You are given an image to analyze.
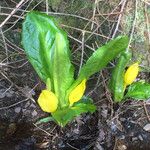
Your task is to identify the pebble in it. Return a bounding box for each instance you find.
[143,123,150,131]
[15,107,21,113]
[24,101,30,108]
[32,110,37,116]
[30,103,36,108]
[132,137,138,141]
[0,89,6,98]
[138,135,143,141]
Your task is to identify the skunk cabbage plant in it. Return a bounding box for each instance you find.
[22,11,129,126]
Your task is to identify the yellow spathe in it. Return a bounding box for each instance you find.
[69,79,86,106]
[124,62,139,87]
[38,90,58,112]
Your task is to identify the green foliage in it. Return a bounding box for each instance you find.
[110,52,150,102]
[22,11,74,107]
[22,11,129,126]
[52,100,96,127]
[109,51,131,102]
[36,116,54,124]
[125,81,150,100]
[68,36,129,93]
[79,36,129,81]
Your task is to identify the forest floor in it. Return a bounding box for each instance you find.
[0,0,150,150]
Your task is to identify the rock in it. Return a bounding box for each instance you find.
[15,107,21,113]
[32,110,37,117]
[143,124,150,131]
[138,135,143,141]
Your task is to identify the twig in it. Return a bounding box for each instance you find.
[126,0,138,51]
[48,12,97,24]
[61,24,110,39]
[101,71,114,118]
[144,4,150,47]
[0,98,29,110]
[68,34,95,51]
[142,0,150,5]
[0,0,26,28]
[91,0,98,30]
[143,101,150,122]
[78,31,85,75]
[66,143,79,150]
[112,0,127,38]
[45,0,49,15]
[0,13,24,19]
[3,0,33,33]
[33,123,53,136]
[0,28,8,62]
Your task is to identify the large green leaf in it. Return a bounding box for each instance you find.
[22,11,74,107]
[67,36,129,94]
[125,81,150,100]
[78,36,129,81]
[52,102,96,127]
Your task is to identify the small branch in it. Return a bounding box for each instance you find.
[144,4,150,47]
[0,0,26,28]
[0,28,8,62]
[112,0,127,38]
[78,31,85,75]
[91,0,98,30]
[126,0,138,51]
[46,0,49,15]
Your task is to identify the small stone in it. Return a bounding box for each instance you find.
[73,128,79,134]
[6,92,13,98]
[30,103,36,108]
[101,109,108,118]
[22,109,26,112]
[32,110,37,116]
[0,89,6,98]
[24,101,30,108]
[14,107,21,113]
[138,135,143,141]
[132,137,138,141]
[143,124,150,131]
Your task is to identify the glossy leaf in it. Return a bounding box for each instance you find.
[78,36,129,80]
[52,32,74,107]
[52,102,96,127]
[125,81,150,100]
[68,36,129,93]
[109,51,132,102]
[22,11,59,82]
[22,11,74,106]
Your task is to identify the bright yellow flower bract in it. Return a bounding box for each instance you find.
[38,90,58,113]
[69,79,86,106]
[124,62,139,87]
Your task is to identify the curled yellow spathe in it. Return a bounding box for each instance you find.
[38,90,58,113]
[69,79,86,106]
[124,62,139,87]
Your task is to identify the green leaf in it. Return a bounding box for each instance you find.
[68,36,129,94]
[36,116,54,124]
[78,36,129,81]
[125,81,150,100]
[52,32,74,107]
[109,51,132,102]
[22,11,74,107]
[52,102,96,127]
